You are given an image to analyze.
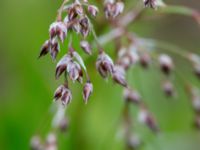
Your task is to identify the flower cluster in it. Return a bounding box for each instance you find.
[33,0,200,149]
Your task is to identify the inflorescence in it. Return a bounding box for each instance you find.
[31,0,200,149]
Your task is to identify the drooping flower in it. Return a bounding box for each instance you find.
[112,65,127,87]
[159,54,173,75]
[49,21,67,43]
[83,81,93,104]
[39,40,51,58]
[96,52,114,78]
[123,88,141,104]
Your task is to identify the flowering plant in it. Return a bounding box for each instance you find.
[31,0,200,149]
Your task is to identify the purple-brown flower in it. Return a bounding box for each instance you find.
[67,61,83,82]
[61,88,72,106]
[49,22,67,43]
[143,0,156,9]
[138,107,159,133]
[139,53,151,68]
[123,88,141,104]
[50,38,60,60]
[80,40,92,55]
[54,84,72,106]
[112,65,127,87]
[96,52,114,78]
[79,17,90,37]
[162,81,175,97]
[39,40,51,58]
[104,1,124,19]
[83,82,93,104]
[88,5,99,17]
[159,54,173,75]
[55,54,72,79]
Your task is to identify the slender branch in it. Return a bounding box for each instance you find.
[57,0,70,21]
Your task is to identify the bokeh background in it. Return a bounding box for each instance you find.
[0,0,200,150]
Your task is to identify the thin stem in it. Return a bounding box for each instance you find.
[138,38,191,61]
[57,0,70,21]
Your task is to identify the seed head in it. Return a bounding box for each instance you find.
[143,0,165,9]
[49,22,67,43]
[54,85,65,101]
[88,5,99,17]
[67,61,83,82]
[118,46,139,70]
[61,88,72,106]
[55,55,72,79]
[104,1,124,19]
[39,40,51,58]
[123,88,141,104]
[162,81,175,97]
[54,85,72,106]
[96,52,114,78]
[159,54,173,75]
[138,107,159,133]
[79,17,90,37]
[80,40,92,55]
[112,65,127,87]
[83,81,93,104]
[139,53,151,68]
[50,38,60,60]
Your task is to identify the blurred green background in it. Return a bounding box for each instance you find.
[0,0,200,150]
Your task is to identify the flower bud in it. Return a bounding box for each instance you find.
[61,88,72,106]
[54,85,72,106]
[159,54,173,75]
[67,61,82,82]
[49,22,67,43]
[80,40,92,55]
[138,107,159,133]
[50,39,60,60]
[139,53,151,68]
[74,2,84,16]
[79,17,90,37]
[96,52,114,78]
[162,81,174,97]
[112,65,127,87]
[144,0,165,9]
[144,0,156,9]
[54,85,65,101]
[55,55,72,79]
[123,88,141,104]
[88,5,99,17]
[83,82,93,104]
[39,40,50,58]
[104,1,124,19]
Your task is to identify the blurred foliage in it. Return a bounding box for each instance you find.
[0,0,200,150]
